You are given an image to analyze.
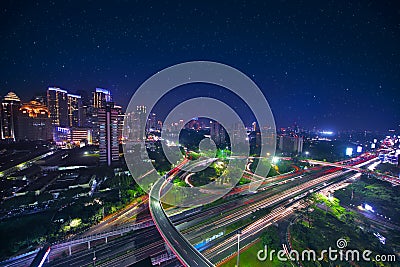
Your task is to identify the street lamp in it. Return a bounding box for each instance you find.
[236,230,242,267]
[93,250,96,267]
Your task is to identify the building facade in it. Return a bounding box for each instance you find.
[17,101,51,141]
[98,102,119,166]
[70,128,92,145]
[1,92,21,141]
[278,135,303,154]
[92,88,112,109]
[67,93,83,127]
[210,121,226,147]
[47,87,69,127]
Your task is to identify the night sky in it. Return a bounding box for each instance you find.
[1,1,399,131]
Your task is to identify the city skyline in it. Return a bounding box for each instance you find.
[0,85,398,133]
[1,1,399,131]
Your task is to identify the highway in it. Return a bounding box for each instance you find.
[304,158,400,186]
[46,227,163,267]
[203,172,356,264]
[149,175,214,267]
[4,153,388,267]
[148,158,350,266]
[194,158,379,263]
[81,195,150,236]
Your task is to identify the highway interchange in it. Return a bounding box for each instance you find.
[3,153,398,267]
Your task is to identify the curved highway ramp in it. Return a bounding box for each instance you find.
[149,177,214,267]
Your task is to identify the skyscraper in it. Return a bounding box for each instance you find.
[91,88,112,143]
[147,113,157,132]
[98,102,119,166]
[278,135,303,154]
[47,87,69,127]
[92,88,112,109]
[124,105,147,141]
[1,92,21,141]
[67,93,83,127]
[114,105,125,144]
[210,121,226,147]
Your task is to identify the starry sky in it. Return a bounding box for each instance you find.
[0,1,399,131]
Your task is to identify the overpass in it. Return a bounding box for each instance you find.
[304,158,400,186]
[50,220,153,255]
[149,176,214,267]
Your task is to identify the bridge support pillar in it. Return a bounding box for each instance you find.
[88,241,90,249]
[69,245,72,255]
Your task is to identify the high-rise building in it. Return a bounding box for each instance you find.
[156,120,163,131]
[210,121,226,147]
[98,102,119,166]
[114,105,125,144]
[147,113,157,131]
[47,87,69,127]
[1,92,21,141]
[278,135,303,154]
[91,88,113,143]
[92,88,112,109]
[67,93,83,127]
[17,101,51,141]
[252,122,257,131]
[124,105,147,141]
[76,90,91,128]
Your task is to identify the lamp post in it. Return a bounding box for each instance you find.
[236,230,242,267]
[93,250,96,267]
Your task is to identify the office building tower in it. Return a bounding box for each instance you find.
[278,135,303,154]
[210,121,226,147]
[1,92,21,141]
[114,105,125,143]
[156,120,163,131]
[98,102,119,166]
[47,87,69,127]
[75,90,90,127]
[147,113,157,131]
[17,101,51,141]
[252,122,257,131]
[124,105,147,141]
[93,88,112,109]
[67,93,83,127]
[91,88,112,143]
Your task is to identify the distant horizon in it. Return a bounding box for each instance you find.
[0,87,398,134]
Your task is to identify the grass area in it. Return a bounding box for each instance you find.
[374,162,400,177]
[334,175,400,224]
[289,202,398,267]
[221,239,284,267]
[315,193,354,222]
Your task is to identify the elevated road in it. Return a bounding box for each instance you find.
[304,158,400,186]
[150,176,214,267]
